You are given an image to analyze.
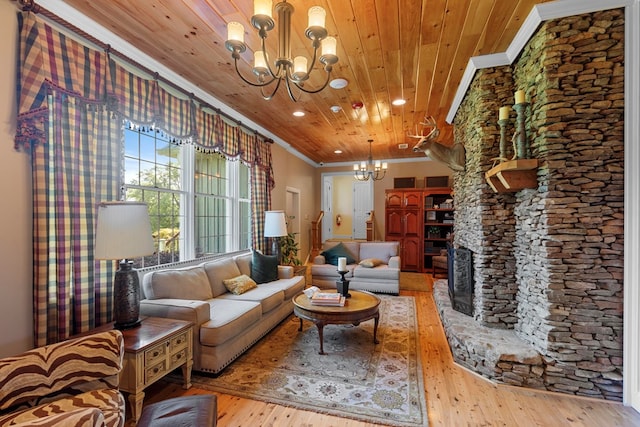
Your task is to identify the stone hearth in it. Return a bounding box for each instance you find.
[440,8,625,401]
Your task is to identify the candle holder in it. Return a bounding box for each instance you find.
[513,102,530,159]
[498,118,510,162]
[336,270,351,298]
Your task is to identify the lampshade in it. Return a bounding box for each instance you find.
[263,210,288,237]
[95,201,155,260]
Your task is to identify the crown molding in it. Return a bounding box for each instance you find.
[446,0,635,123]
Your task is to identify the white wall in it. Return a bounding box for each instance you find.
[0,2,34,357]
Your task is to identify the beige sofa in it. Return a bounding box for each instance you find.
[0,330,125,427]
[311,241,400,295]
[139,252,305,374]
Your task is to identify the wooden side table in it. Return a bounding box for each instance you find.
[88,317,193,424]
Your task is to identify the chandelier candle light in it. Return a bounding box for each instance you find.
[225,0,339,101]
[354,139,387,181]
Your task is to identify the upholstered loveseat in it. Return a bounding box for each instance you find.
[311,241,400,294]
[139,251,305,374]
[0,330,125,427]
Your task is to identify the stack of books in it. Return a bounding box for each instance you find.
[310,292,346,306]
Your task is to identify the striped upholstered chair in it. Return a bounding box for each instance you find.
[0,330,125,427]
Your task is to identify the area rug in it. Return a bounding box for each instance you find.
[186,295,428,426]
[400,272,430,291]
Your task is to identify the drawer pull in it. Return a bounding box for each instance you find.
[153,351,159,357]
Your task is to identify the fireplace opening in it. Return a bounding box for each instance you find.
[448,246,473,316]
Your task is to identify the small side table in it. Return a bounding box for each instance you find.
[88,317,193,424]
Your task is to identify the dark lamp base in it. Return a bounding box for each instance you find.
[112,260,141,330]
[114,319,141,330]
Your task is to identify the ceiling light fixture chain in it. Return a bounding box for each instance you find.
[354,140,387,181]
[225,0,339,102]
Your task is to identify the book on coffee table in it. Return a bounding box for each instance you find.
[310,292,346,306]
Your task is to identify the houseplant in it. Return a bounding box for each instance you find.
[279,232,302,266]
[428,226,441,239]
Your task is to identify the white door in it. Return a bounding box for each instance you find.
[285,186,300,238]
[352,180,373,239]
[322,176,333,241]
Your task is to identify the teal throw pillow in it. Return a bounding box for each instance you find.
[251,250,279,284]
[321,243,356,266]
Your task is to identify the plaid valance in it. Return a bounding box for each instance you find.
[15,12,274,179]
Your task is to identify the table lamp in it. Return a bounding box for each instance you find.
[95,201,155,330]
[263,210,288,262]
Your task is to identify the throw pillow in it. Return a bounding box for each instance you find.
[359,258,383,268]
[251,250,279,284]
[223,274,258,295]
[320,242,356,266]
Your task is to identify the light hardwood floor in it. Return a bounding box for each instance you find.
[136,277,640,426]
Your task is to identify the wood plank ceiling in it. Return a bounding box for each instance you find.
[53,0,551,164]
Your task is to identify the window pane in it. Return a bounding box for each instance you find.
[124,123,183,267]
[239,200,251,250]
[195,195,229,256]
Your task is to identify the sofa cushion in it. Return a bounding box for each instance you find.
[203,258,242,297]
[223,275,258,295]
[359,258,384,268]
[359,242,398,264]
[144,265,213,300]
[8,407,105,427]
[353,265,400,281]
[251,251,279,284]
[0,388,125,427]
[260,277,306,300]
[216,285,284,314]
[234,253,252,277]
[311,263,353,279]
[320,242,356,266]
[199,300,262,346]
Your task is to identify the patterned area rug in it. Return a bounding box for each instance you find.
[188,295,427,426]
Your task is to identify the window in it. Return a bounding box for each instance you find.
[123,122,250,266]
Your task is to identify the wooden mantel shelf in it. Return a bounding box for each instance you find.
[485,159,539,193]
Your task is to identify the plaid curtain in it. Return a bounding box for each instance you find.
[31,93,120,346]
[15,12,276,344]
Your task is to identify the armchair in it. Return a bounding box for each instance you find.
[0,330,126,427]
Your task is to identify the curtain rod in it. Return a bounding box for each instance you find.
[17,0,273,144]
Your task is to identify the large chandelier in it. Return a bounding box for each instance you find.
[354,140,388,181]
[225,0,339,102]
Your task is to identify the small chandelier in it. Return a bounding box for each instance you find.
[354,140,388,181]
[225,0,339,102]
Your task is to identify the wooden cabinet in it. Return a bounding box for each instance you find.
[385,187,453,273]
[385,190,423,272]
[386,190,422,209]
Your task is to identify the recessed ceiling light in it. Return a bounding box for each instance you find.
[293,111,305,117]
[392,98,406,106]
[330,105,342,113]
[334,149,342,154]
[329,78,348,89]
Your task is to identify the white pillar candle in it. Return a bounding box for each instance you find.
[499,106,510,120]
[515,90,526,104]
[338,257,347,271]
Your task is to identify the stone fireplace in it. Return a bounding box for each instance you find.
[434,8,625,401]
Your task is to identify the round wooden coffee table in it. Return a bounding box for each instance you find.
[293,289,381,355]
